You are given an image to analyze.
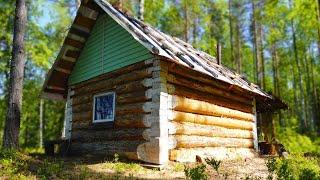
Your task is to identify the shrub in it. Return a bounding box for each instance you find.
[276,128,320,153]
[271,154,320,180]
[0,149,27,176]
[184,164,208,180]
[276,159,294,180]
[266,158,276,174]
[299,168,320,180]
[204,157,221,173]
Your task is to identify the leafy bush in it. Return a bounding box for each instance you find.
[266,158,277,180]
[299,168,320,180]
[277,128,320,153]
[0,149,27,175]
[204,157,221,173]
[184,164,208,180]
[276,159,294,180]
[267,154,320,180]
[266,158,276,173]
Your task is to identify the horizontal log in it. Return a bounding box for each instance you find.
[72,122,114,130]
[72,94,92,106]
[69,26,90,38]
[171,135,254,148]
[65,50,80,59]
[72,89,151,107]
[72,70,153,97]
[73,111,91,122]
[166,73,252,105]
[72,92,152,114]
[170,96,254,121]
[74,14,96,29]
[167,83,253,113]
[65,37,84,49]
[71,128,145,142]
[72,102,153,122]
[115,79,152,94]
[114,114,152,128]
[72,103,92,114]
[169,122,253,139]
[170,111,253,130]
[117,90,151,104]
[116,102,153,115]
[167,61,254,99]
[70,140,145,155]
[169,147,255,162]
[71,60,153,89]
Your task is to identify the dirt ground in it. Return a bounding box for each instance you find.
[74,155,270,179]
[3,152,270,179]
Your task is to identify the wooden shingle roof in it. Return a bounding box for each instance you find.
[42,0,287,112]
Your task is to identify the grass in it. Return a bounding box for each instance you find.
[266,154,320,180]
[2,146,320,179]
[0,149,184,179]
[102,161,146,174]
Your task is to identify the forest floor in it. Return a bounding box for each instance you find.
[0,149,271,179]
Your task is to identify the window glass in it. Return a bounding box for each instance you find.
[93,92,115,122]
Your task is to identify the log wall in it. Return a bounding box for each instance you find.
[162,60,257,162]
[69,59,157,158]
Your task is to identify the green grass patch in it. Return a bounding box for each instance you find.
[102,161,146,174]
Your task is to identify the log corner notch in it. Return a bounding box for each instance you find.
[137,59,170,165]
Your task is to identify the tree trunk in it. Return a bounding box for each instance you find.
[289,0,307,132]
[235,3,242,74]
[216,41,222,65]
[138,0,144,21]
[193,18,198,45]
[251,0,265,90]
[305,53,313,130]
[316,0,320,54]
[39,99,43,148]
[258,23,265,89]
[228,0,235,67]
[3,0,27,149]
[183,0,189,43]
[271,42,283,126]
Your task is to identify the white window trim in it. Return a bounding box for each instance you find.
[92,91,116,123]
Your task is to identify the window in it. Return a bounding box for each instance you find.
[92,92,115,123]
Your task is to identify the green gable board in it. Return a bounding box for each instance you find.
[68,14,153,85]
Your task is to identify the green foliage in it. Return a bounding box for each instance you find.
[299,168,320,180]
[184,164,208,180]
[266,154,320,180]
[204,157,222,173]
[172,162,185,172]
[266,158,277,174]
[276,159,294,180]
[102,161,145,174]
[277,128,320,153]
[37,159,64,179]
[113,153,120,163]
[0,149,31,178]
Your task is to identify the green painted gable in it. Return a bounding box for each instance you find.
[68,14,153,85]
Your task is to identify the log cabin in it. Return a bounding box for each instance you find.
[41,0,287,165]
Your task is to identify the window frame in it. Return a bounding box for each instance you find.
[92,91,116,123]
